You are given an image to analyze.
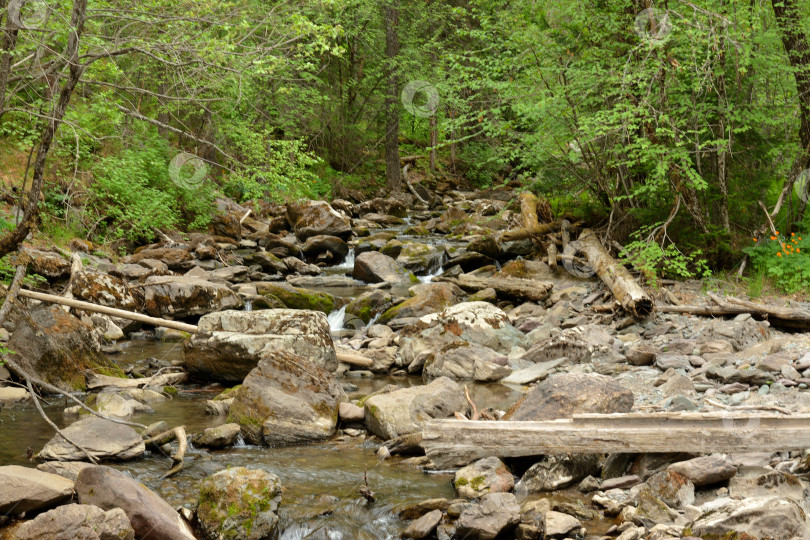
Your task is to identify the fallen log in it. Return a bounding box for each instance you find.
[18,289,199,333]
[86,371,188,390]
[500,220,561,243]
[422,412,810,469]
[577,229,653,318]
[656,293,810,330]
[334,348,374,368]
[436,274,553,302]
[144,425,187,478]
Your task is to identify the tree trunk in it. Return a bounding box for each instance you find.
[0,0,19,123]
[429,113,437,174]
[772,0,810,226]
[382,0,401,192]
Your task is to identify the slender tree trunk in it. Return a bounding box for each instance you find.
[0,0,20,123]
[772,0,810,225]
[382,0,401,192]
[429,114,437,174]
[0,0,87,258]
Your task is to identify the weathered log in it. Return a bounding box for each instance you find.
[383,432,424,455]
[436,274,553,302]
[657,292,810,330]
[519,191,540,230]
[144,425,187,478]
[577,229,653,318]
[546,242,557,268]
[500,220,561,243]
[86,371,188,390]
[335,348,374,368]
[422,412,810,469]
[18,289,199,333]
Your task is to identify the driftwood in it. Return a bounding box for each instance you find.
[500,220,561,243]
[334,348,374,368]
[657,292,810,330]
[519,192,540,230]
[144,425,187,478]
[402,163,429,205]
[436,274,553,302]
[422,412,810,469]
[86,371,188,390]
[577,229,653,318]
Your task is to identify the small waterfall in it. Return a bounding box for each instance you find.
[244,299,253,311]
[366,312,381,327]
[327,305,347,335]
[418,266,444,284]
[233,433,247,448]
[334,248,355,270]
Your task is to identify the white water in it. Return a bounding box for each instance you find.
[418,265,444,283]
[233,433,247,448]
[334,248,355,270]
[244,299,253,311]
[327,305,347,334]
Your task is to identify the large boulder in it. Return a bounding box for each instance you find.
[345,289,395,323]
[0,465,74,515]
[454,457,514,499]
[504,373,634,421]
[8,304,120,392]
[75,466,195,540]
[516,454,600,492]
[698,317,770,351]
[395,241,446,274]
[690,496,807,540]
[185,309,337,382]
[123,247,192,270]
[363,376,468,440]
[197,467,282,540]
[255,282,336,314]
[379,282,461,324]
[70,270,138,310]
[38,416,145,462]
[143,276,244,319]
[228,351,346,445]
[286,201,351,241]
[423,343,510,382]
[353,251,413,284]
[20,247,71,280]
[302,235,349,263]
[399,302,527,373]
[455,493,520,540]
[244,251,287,274]
[11,503,134,540]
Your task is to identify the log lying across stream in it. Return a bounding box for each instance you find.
[436,274,553,302]
[422,412,810,469]
[658,291,810,330]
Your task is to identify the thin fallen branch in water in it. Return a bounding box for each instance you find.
[143,425,187,478]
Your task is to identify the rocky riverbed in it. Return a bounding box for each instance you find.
[2,188,810,539]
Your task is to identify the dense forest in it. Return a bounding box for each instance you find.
[1,0,810,289]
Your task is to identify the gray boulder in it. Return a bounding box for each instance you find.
[184,309,337,382]
[515,454,600,492]
[454,457,514,499]
[70,270,138,311]
[75,465,195,540]
[197,467,282,540]
[0,465,74,516]
[667,455,737,486]
[690,496,807,540]
[353,251,412,284]
[38,416,145,462]
[286,200,351,241]
[11,503,134,540]
[143,276,243,319]
[363,376,468,440]
[455,493,520,540]
[228,351,346,445]
[423,343,510,382]
[196,423,241,449]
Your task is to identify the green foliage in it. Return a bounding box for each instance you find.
[622,224,712,287]
[744,233,810,293]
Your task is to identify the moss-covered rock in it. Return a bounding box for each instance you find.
[378,282,460,324]
[255,282,336,314]
[197,467,282,540]
[345,290,395,323]
[454,457,514,499]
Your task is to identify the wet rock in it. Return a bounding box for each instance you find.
[690,496,807,540]
[185,309,337,382]
[0,465,74,515]
[8,304,119,392]
[402,509,443,539]
[466,235,500,260]
[282,256,321,275]
[0,386,29,402]
[75,465,195,540]
[38,416,145,462]
[36,461,94,482]
[286,200,351,241]
[93,392,153,418]
[396,241,446,274]
[353,251,413,284]
[357,346,398,374]
[20,247,71,280]
[544,511,582,538]
[666,455,736,486]
[399,498,456,520]
[338,402,364,422]
[196,423,241,449]
[423,343,510,382]
[228,351,346,445]
[516,454,600,492]
[245,250,287,274]
[454,457,514,499]
[123,247,192,270]
[255,282,336,313]
[363,376,468,439]
[455,493,520,540]
[205,398,232,415]
[378,282,460,324]
[11,503,134,540]
[197,467,282,540]
[504,373,633,421]
[143,276,243,319]
[303,235,349,263]
[345,289,395,323]
[70,270,138,310]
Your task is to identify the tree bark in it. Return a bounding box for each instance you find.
[0,0,19,122]
[382,0,401,192]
